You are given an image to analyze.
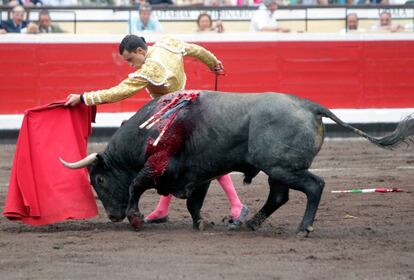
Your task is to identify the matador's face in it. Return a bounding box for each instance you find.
[122,47,147,69]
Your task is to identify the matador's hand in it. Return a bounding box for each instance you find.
[213,61,225,75]
[65,94,82,106]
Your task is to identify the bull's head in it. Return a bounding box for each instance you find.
[59,153,131,222]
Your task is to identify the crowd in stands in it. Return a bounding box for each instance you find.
[2,0,77,6]
[0,0,412,34]
[338,10,409,33]
[1,0,412,6]
[0,5,64,33]
[126,0,411,33]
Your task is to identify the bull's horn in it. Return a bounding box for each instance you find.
[59,153,98,169]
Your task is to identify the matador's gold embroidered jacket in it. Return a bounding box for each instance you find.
[82,36,220,105]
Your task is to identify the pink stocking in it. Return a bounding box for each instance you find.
[145,194,172,221]
[217,174,244,219]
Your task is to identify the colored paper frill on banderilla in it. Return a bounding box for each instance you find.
[140,91,200,146]
[3,101,98,225]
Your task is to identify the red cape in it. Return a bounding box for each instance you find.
[3,101,98,225]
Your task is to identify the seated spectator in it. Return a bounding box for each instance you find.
[0,5,30,34]
[301,0,318,4]
[20,10,64,34]
[250,0,290,32]
[37,10,65,33]
[204,0,233,5]
[340,13,366,33]
[301,0,330,4]
[148,0,173,4]
[3,0,43,7]
[129,3,163,33]
[232,0,262,5]
[196,13,224,33]
[357,0,382,3]
[175,0,203,5]
[131,0,147,6]
[371,11,404,32]
[41,0,78,5]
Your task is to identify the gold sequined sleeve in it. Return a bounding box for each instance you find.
[82,76,148,106]
[184,43,220,70]
[83,60,167,106]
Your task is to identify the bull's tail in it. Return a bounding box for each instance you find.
[316,105,414,149]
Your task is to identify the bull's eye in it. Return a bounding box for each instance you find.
[96,175,105,186]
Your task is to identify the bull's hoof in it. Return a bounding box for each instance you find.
[296,226,314,238]
[193,219,209,231]
[128,214,144,230]
[296,230,309,238]
[246,219,259,231]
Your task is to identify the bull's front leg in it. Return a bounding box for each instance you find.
[126,167,153,230]
[186,182,210,230]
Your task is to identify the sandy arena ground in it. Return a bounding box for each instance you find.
[0,139,413,280]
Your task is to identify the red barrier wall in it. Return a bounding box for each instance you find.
[1,39,413,114]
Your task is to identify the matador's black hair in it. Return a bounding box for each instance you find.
[119,35,147,54]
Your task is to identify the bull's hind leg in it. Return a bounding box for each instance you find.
[186,182,210,230]
[279,169,325,237]
[246,178,289,231]
[290,170,325,237]
[247,168,324,237]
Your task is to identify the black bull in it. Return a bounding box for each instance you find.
[61,91,414,237]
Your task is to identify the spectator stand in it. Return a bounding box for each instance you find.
[1,4,414,33]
